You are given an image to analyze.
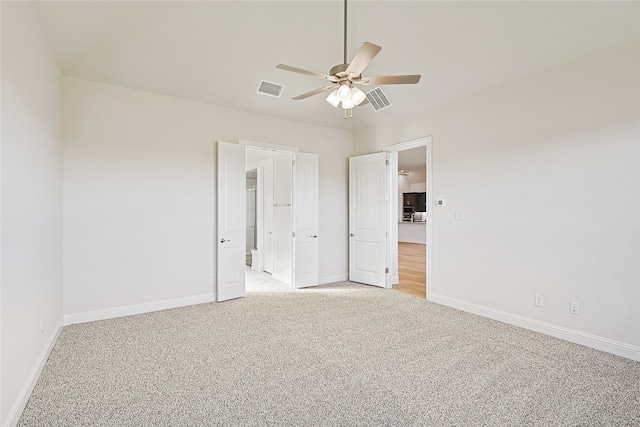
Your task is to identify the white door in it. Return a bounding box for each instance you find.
[217,141,246,302]
[294,153,319,288]
[349,152,389,287]
[258,157,274,273]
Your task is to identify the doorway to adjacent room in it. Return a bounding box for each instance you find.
[384,137,432,299]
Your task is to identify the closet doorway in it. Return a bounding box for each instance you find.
[245,147,292,292]
[215,139,318,300]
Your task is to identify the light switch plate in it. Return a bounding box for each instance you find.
[436,199,446,207]
[455,210,465,220]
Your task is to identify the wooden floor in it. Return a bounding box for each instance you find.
[393,242,426,298]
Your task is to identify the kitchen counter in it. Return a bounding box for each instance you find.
[398,221,426,244]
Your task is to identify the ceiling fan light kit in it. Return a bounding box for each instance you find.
[351,87,366,105]
[276,0,421,118]
[326,84,367,110]
[325,90,340,108]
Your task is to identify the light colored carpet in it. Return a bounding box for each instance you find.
[19,282,640,426]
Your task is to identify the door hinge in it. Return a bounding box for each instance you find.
[385,159,389,165]
[385,267,389,273]
[292,232,296,237]
[292,159,296,167]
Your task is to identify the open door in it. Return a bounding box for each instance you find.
[294,152,319,288]
[349,152,389,287]
[217,141,246,301]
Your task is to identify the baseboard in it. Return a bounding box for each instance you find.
[64,293,215,326]
[429,293,640,362]
[4,318,64,427]
[319,274,348,285]
[398,238,426,244]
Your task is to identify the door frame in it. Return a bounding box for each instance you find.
[383,136,433,300]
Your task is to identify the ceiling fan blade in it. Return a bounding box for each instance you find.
[277,64,339,82]
[292,85,335,100]
[361,75,422,85]
[344,42,382,77]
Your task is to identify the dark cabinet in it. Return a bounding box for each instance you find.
[403,192,426,211]
[416,193,426,210]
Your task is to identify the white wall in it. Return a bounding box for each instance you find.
[62,77,353,319]
[409,183,426,193]
[355,40,640,357]
[1,2,63,424]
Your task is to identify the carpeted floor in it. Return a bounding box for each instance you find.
[19,282,640,426]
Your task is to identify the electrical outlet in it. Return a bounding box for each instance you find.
[535,294,544,307]
[211,274,215,283]
[570,302,580,315]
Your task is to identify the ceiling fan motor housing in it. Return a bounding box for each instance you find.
[330,63,350,77]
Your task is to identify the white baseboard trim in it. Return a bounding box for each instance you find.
[429,293,640,362]
[319,274,349,285]
[5,318,64,427]
[64,293,215,326]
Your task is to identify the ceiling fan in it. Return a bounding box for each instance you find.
[276,0,421,116]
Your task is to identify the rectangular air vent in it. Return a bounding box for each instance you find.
[257,80,284,98]
[366,87,392,111]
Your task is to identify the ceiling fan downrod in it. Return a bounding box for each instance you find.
[342,0,355,120]
[343,0,348,65]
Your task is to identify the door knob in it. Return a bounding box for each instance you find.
[220,238,230,243]
[349,233,354,237]
[311,234,318,238]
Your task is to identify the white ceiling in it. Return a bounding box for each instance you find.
[31,1,640,132]
[398,146,426,184]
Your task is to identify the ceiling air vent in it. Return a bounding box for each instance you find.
[257,80,284,98]
[366,87,392,111]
